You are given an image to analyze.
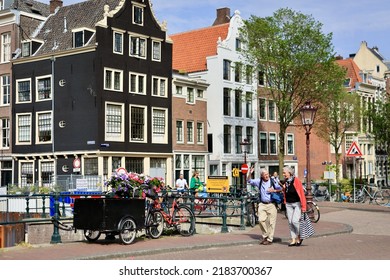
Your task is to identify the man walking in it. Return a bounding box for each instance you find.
[247,166,283,245]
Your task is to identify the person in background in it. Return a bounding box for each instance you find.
[272,171,286,211]
[247,166,283,245]
[175,173,188,193]
[282,166,307,247]
[190,171,205,197]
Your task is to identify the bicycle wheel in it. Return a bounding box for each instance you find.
[145,210,164,239]
[206,198,219,216]
[306,201,320,223]
[376,189,390,206]
[225,197,237,215]
[119,217,137,245]
[246,203,256,227]
[193,199,203,215]
[84,230,101,242]
[173,205,196,236]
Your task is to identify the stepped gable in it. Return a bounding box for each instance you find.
[170,23,229,73]
[336,58,362,90]
[34,0,120,55]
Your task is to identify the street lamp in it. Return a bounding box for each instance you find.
[240,138,250,189]
[300,101,317,202]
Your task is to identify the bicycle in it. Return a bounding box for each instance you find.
[350,185,390,206]
[192,183,219,216]
[305,200,320,223]
[243,189,259,227]
[148,192,196,236]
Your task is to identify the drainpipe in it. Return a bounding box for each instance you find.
[51,56,55,154]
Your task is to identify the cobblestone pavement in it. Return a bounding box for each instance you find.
[0,201,389,260]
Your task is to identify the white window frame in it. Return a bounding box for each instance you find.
[152,39,162,62]
[36,75,52,101]
[0,74,10,106]
[129,34,147,59]
[129,71,146,95]
[105,102,124,142]
[176,120,184,143]
[152,107,168,144]
[16,113,32,145]
[21,41,31,57]
[39,160,55,187]
[16,78,32,104]
[197,122,204,144]
[104,67,123,92]
[129,104,147,143]
[152,76,168,97]
[72,28,95,48]
[269,132,277,155]
[1,33,11,63]
[259,131,268,155]
[187,121,194,144]
[132,4,144,26]
[268,99,276,121]
[287,133,294,155]
[259,98,267,120]
[36,111,52,144]
[0,118,9,149]
[19,161,35,187]
[113,30,124,55]
[186,87,194,104]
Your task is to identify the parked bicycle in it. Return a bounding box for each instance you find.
[350,185,390,206]
[305,201,320,223]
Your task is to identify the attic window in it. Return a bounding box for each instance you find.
[133,5,144,25]
[22,42,31,57]
[343,78,351,87]
[73,29,94,48]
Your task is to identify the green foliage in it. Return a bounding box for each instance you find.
[370,99,390,154]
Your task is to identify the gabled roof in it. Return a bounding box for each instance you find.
[336,58,362,90]
[170,23,229,73]
[34,0,120,55]
[9,0,50,17]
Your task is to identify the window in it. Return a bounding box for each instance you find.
[268,100,276,121]
[259,98,266,120]
[235,38,241,51]
[258,71,265,86]
[1,33,10,62]
[40,161,54,186]
[246,65,253,84]
[176,120,184,143]
[287,134,294,155]
[113,31,123,54]
[20,162,34,187]
[269,132,277,155]
[16,79,31,103]
[84,158,98,175]
[1,118,9,148]
[112,156,122,172]
[246,92,253,118]
[152,40,161,61]
[73,29,94,48]
[187,87,194,103]
[197,122,204,144]
[224,125,231,153]
[197,89,204,98]
[22,42,31,57]
[187,121,194,143]
[152,108,167,143]
[1,74,10,105]
[235,62,242,82]
[260,132,268,154]
[130,105,146,142]
[133,5,144,25]
[246,127,253,154]
[223,60,231,80]
[105,103,124,141]
[235,90,242,117]
[104,68,123,91]
[36,75,52,101]
[235,126,242,153]
[16,114,31,144]
[152,76,167,97]
[223,88,231,116]
[130,35,146,58]
[176,86,183,95]
[125,157,143,174]
[37,111,52,143]
[129,72,146,94]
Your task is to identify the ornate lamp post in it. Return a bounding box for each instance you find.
[240,138,250,189]
[300,101,317,201]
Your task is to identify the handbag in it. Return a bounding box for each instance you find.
[299,212,315,239]
[270,192,284,204]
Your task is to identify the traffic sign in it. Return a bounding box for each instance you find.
[241,163,249,174]
[346,141,363,157]
[232,168,240,177]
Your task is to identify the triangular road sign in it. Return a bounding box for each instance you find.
[346,141,363,157]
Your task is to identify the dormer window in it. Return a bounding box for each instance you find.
[133,5,144,25]
[73,28,94,48]
[21,40,43,57]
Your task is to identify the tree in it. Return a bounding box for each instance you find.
[240,8,345,176]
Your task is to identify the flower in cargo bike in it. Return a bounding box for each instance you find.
[105,172,134,198]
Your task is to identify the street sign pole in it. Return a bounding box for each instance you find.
[353,157,356,204]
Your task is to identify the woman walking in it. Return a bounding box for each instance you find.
[282,166,306,246]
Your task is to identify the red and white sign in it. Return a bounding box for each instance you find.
[241,163,249,174]
[346,141,363,157]
[73,158,81,168]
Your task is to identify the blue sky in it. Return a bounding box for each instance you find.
[63,0,390,60]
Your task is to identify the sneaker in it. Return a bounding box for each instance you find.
[262,240,272,245]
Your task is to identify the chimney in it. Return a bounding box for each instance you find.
[212,7,231,26]
[50,0,63,14]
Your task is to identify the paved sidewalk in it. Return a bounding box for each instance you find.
[0,201,388,260]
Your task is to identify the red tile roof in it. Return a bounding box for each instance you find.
[170,23,229,73]
[336,58,362,90]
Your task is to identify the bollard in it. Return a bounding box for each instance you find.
[240,196,245,230]
[41,195,47,218]
[50,193,62,244]
[25,196,30,218]
[220,195,228,233]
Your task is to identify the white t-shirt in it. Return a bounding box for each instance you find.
[175,178,188,190]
